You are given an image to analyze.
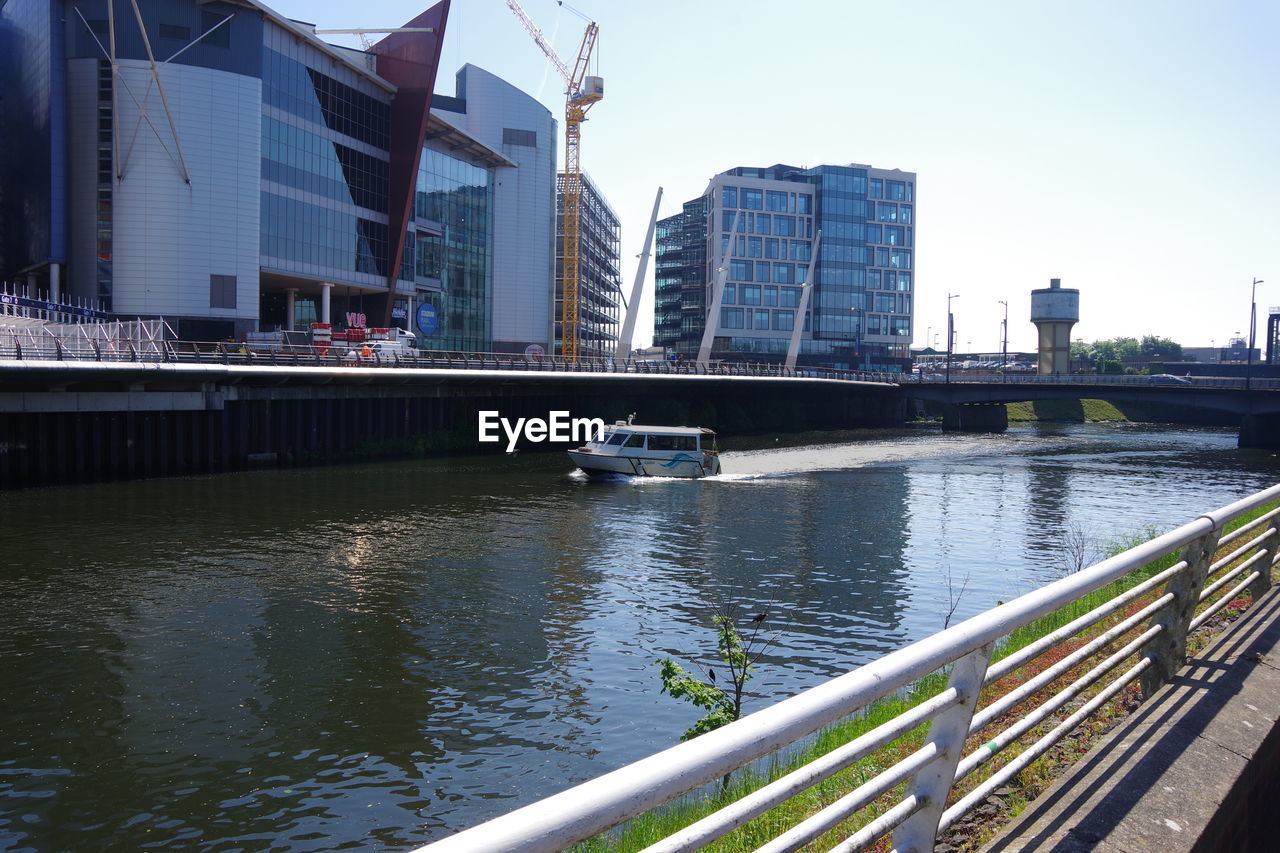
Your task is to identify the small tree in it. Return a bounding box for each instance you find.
[655,604,777,740]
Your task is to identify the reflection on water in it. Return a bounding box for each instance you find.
[2,425,1278,851]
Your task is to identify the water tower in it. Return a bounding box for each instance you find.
[1030,278,1079,374]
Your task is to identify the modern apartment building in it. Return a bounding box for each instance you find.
[653,163,916,371]
[556,172,620,357]
[0,0,568,355]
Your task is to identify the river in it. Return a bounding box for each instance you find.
[2,424,1278,852]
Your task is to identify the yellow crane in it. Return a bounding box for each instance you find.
[504,0,603,360]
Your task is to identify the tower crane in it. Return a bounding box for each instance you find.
[504,0,603,360]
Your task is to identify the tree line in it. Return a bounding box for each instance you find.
[1070,336,1183,374]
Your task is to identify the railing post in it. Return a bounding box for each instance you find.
[1250,513,1280,601]
[893,643,994,852]
[1140,526,1218,697]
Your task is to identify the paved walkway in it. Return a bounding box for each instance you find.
[981,584,1280,852]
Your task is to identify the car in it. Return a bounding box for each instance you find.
[1146,373,1192,385]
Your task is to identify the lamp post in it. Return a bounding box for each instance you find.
[1247,277,1264,389]
[998,299,1008,382]
[945,293,959,384]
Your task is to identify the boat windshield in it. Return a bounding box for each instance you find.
[605,432,629,446]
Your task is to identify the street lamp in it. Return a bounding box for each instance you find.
[1248,277,1264,389]
[946,293,959,384]
[998,299,1008,382]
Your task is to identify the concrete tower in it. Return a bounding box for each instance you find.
[1030,277,1079,375]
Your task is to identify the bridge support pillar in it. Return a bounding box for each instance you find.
[941,403,1008,434]
[1239,414,1280,449]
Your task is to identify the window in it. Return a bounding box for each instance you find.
[877,203,897,223]
[900,204,912,224]
[648,434,698,451]
[763,286,778,306]
[722,186,737,208]
[765,238,780,259]
[875,293,896,312]
[730,260,752,280]
[898,271,912,291]
[887,180,906,200]
[624,433,645,448]
[607,432,629,446]
[774,215,795,237]
[201,11,230,48]
[774,263,794,284]
[723,211,747,233]
[766,190,788,212]
[889,250,912,269]
[870,179,883,199]
[884,225,904,245]
[773,310,794,331]
[741,188,763,210]
[755,214,771,235]
[747,236,762,258]
[722,283,736,304]
[753,309,769,330]
[789,240,810,262]
[159,23,190,40]
[740,285,761,305]
[755,261,771,282]
[865,224,882,244]
[502,128,537,147]
[884,271,896,291]
[866,270,881,290]
[875,247,890,267]
[209,274,236,309]
[781,287,800,308]
[722,307,745,328]
[797,195,812,214]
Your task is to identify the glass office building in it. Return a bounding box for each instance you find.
[653,163,915,371]
[556,173,620,357]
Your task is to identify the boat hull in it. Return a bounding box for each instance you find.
[567,450,720,479]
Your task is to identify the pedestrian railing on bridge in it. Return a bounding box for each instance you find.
[0,336,900,384]
[415,484,1280,853]
[909,372,1280,390]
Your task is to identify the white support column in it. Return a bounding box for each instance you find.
[285,288,297,330]
[785,230,822,371]
[616,187,663,361]
[698,209,743,367]
[320,283,333,324]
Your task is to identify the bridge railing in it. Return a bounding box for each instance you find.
[0,337,901,383]
[414,483,1280,853]
[911,372,1280,390]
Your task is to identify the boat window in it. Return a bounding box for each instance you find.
[646,434,699,451]
[623,433,645,447]
[606,432,628,446]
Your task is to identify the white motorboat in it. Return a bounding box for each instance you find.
[567,417,721,478]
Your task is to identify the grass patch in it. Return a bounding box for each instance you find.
[1006,399,1128,423]
[577,505,1277,852]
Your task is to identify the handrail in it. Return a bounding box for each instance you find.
[414,483,1280,853]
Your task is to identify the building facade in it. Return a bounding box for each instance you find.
[0,0,570,353]
[653,163,916,371]
[556,172,620,357]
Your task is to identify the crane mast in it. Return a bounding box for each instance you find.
[504,1,602,360]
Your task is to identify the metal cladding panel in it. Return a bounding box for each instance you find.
[373,0,450,322]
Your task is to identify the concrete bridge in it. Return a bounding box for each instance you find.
[901,374,1280,448]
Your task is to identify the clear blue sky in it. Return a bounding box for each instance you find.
[273,0,1280,354]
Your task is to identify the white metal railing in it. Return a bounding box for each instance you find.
[908,372,1280,390]
[414,484,1280,853]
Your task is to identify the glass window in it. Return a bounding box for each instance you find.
[730,260,752,280]
[606,432,628,446]
[898,271,912,291]
[755,309,771,330]
[900,204,912,224]
[789,240,810,262]
[747,236,762,258]
[774,263,794,284]
[870,179,883,199]
[722,307,744,329]
[887,180,906,200]
[781,287,800,308]
[722,186,737,208]
[741,188,763,210]
[797,195,812,214]
[766,191,788,212]
[889,250,912,269]
[875,293,896,312]
[884,225,904,245]
[773,310,794,331]
[755,214,771,235]
[877,203,897,223]
[875,247,890,267]
[755,261,771,281]
[763,286,778,306]
[740,285,761,305]
[624,433,645,447]
[866,270,881,290]
[865,224,882,244]
[906,227,912,246]
[765,238,780,259]
[884,271,896,291]
[723,283,736,304]
[774,215,795,237]
[907,182,914,202]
